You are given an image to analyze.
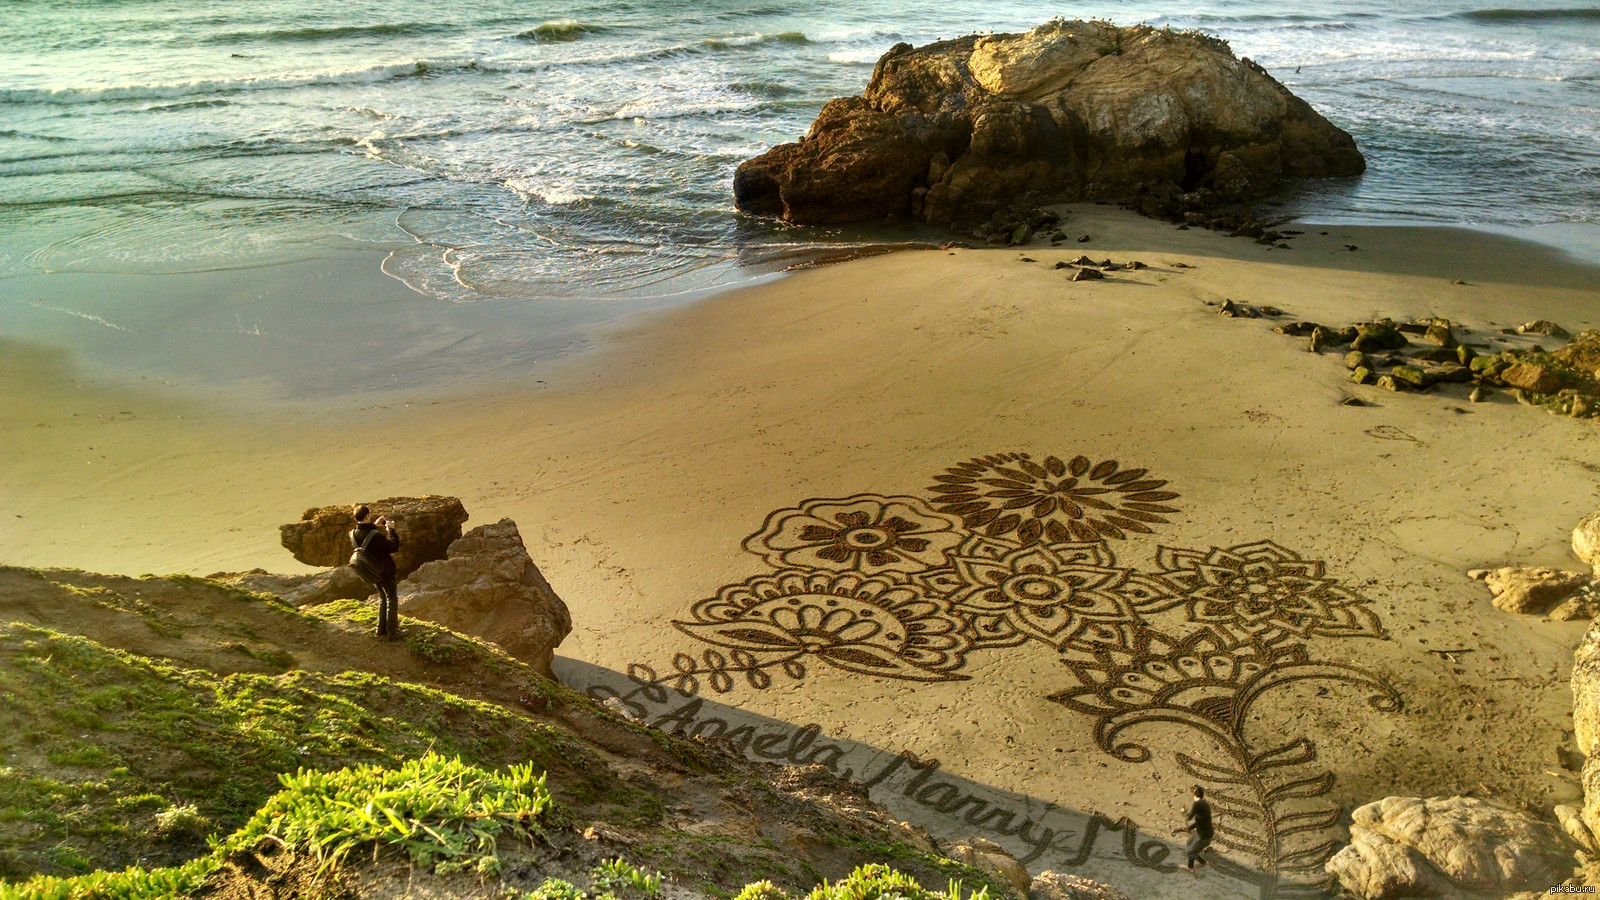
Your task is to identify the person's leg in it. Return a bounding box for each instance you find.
[382,580,400,637]
[1185,832,1203,870]
[372,586,389,636]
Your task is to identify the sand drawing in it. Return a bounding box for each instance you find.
[599,452,1399,899]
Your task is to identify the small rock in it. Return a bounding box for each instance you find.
[1077,234,1091,243]
[1573,396,1595,418]
[1425,363,1472,384]
[1483,566,1591,615]
[1100,262,1122,272]
[602,697,642,720]
[1126,260,1147,270]
[1070,267,1103,281]
[1345,351,1372,370]
[1469,385,1488,402]
[1259,305,1285,317]
[1390,365,1434,390]
[1352,321,1409,353]
[1500,362,1562,394]
[1456,345,1477,366]
[1350,366,1375,385]
[1010,223,1033,245]
[1422,324,1457,348]
[1018,256,1035,262]
[1551,595,1600,622]
[1070,255,1095,266]
[1518,319,1570,337]
[1218,299,1255,318]
[1345,243,1359,251]
[1276,321,1318,336]
[1341,395,1372,406]
[1376,374,1402,392]
[1053,261,1070,269]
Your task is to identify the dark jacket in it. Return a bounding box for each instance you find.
[350,522,400,581]
[1188,798,1214,839]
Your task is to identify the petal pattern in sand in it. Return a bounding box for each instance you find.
[742,494,965,574]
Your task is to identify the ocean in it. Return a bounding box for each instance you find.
[2,0,1598,393]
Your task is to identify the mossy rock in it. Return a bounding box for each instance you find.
[1391,365,1435,389]
[1422,324,1457,348]
[1351,322,1408,353]
[1345,351,1371,370]
[1349,366,1374,385]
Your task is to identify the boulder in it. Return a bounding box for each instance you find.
[949,838,1031,898]
[1482,566,1592,615]
[280,496,469,578]
[1499,362,1562,394]
[210,567,372,607]
[398,518,572,679]
[1573,619,1600,756]
[1575,510,1600,575]
[1389,366,1433,390]
[1422,324,1457,348]
[1029,870,1133,900]
[733,19,1363,225]
[1326,796,1572,899]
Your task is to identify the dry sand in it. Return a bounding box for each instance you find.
[4,205,1600,895]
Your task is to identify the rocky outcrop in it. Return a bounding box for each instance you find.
[948,838,1030,897]
[211,566,371,607]
[398,519,572,679]
[733,18,1363,226]
[1475,566,1594,615]
[1576,510,1600,576]
[1325,796,1572,899]
[1029,870,1133,900]
[280,496,469,578]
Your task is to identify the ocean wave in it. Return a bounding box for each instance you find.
[0,59,483,105]
[1459,8,1600,24]
[827,48,882,66]
[701,31,809,50]
[515,20,608,42]
[199,22,450,43]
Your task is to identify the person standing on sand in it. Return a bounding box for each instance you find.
[350,505,401,638]
[1183,784,1214,872]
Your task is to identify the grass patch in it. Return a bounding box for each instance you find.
[0,752,553,899]
[0,624,603,880]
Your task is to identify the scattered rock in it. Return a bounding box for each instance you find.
[1499,362,1562,394]
[1556,804,1598,854]
[1077,234,1091,243]
[1218,299,1256,318]
[1029,870,1133,900]
[949,838,1031,898]
[1422,323,1457,348]
[1053,261,1070,269]
[281,496,469,578]
[1352,321,1408,353]
[1425,363,1473,384]
[398,518,573,679]
[1469,385,1488,403]
[1350,366,1375,385]
[1482,566,1592,615]
[1345,350,1372,370]
[1325,796,1572,899]
[1519,320,1570,338]
[732,19,1363,225]
[1018,256,1036,262]
[1389,365,1433,390]
[1125,260,1147,270]
[1551,594,1600,622]
[1070,255,1095,266]
[1070,267,1103,281]
[1375,374,1402,392]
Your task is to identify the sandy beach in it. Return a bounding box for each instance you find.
[5,206,1600,893]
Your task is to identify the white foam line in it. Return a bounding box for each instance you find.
[7,297,135,332]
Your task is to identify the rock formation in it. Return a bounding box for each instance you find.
[1475,566,1595,616]
[280,496,469,578]
[398,519,572,679]
[1325,796,1573,899]
[733,18,1363,226]
[1576,510,1600,576]
[1029,870,1133,900]
[947,838,1031,897]
[213,566,371,607]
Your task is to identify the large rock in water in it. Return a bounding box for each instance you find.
[398,519,572,679]
[1325,796,1572,899]
[733,19,1364,225]
[280,496,469,578]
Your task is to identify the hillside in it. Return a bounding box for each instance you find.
[0,566,1057,900]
